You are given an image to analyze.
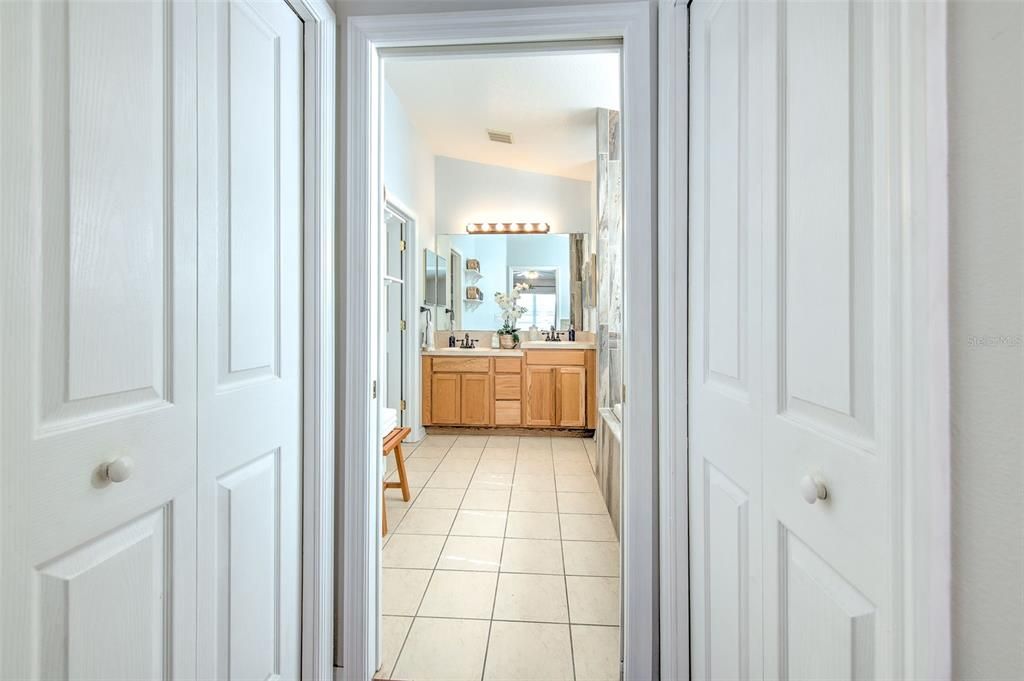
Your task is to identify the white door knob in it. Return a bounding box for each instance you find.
[799,474,827,504]
[103,456,134,483]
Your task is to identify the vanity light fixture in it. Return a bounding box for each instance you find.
[465,222,551,235]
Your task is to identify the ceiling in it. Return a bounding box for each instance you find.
[384,50,620,182]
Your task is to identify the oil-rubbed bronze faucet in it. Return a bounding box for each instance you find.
[458,333,478,349]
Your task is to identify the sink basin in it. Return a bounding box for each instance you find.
[519,340,596,350]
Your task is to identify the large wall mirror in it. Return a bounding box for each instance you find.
[433,232,594,332]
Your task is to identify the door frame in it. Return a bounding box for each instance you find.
[382,189,425,441]
[284,1,336,680]
[656,1,952,679]
[343,4,656,679]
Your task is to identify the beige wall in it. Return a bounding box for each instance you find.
[948,2,1024,678]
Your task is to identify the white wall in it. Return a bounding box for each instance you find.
[434,156,593,234]
[948,3,1024,678]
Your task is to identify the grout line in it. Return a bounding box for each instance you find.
[552,450,578,681]
[479,436,518,681]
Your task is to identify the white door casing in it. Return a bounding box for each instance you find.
[197,0,304,679]
[688,0,950,678]
[0,1,198,677]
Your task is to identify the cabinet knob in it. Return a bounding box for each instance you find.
[799,474,828,504]
[102,456,135,483]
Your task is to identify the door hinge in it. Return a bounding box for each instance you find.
[400,320,407,331]
[399,399,407,411]
[399,239,407,252]
[372,380,377,399]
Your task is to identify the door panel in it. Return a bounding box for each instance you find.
[688,0,764,678]
[762,1,891,676]
[431,374,462,424]
[525,367,557,426]
[557,367,586,427]
[1,1,198,677]
[197,1,303,678]
[461,374,492,426]
[691,0,900,677]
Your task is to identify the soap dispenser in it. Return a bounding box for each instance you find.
[448,330,456,348]
[568,324,577,342]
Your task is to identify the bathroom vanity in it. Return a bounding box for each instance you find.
[421,345,596,430]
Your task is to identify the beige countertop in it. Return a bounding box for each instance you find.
[422,342,595,357]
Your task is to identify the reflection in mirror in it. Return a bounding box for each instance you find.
[434,232,594,333]
[424,249,438,306]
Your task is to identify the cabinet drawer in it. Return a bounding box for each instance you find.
[494,357,522,373]
[432,357,490,373]
[494,374,521,400]
[495,401,521,425]
[525,349,586,366]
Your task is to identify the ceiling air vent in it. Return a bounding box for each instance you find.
[487,129,514,144]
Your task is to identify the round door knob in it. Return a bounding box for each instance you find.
[799,474,828,504]
[103,456,134,483]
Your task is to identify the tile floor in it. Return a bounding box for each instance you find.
[378,434,620,681]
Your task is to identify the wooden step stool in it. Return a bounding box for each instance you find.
[381,426,412,536]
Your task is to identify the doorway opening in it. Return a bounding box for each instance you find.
[375,42,623,681]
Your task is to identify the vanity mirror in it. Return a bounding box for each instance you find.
[433,232,594,333]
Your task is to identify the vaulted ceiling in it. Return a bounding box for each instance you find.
[384,50,620,182]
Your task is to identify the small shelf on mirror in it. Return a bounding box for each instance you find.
[464,268,483,283]
[463,298,484,306]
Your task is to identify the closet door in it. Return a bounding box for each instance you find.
[196,1,304,679]
[761,1,899,677]
[688,0,765,678]
[0,1,198,677]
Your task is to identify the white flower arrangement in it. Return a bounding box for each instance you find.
[494,282,530,339]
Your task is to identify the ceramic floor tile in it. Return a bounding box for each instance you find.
[436,536,504,572]
[486,435,520,448]
[471,472,513,490]
[395,507,457,535]
[570,625,620,681]
[413,488,466,510]
[505,512,560,540]
[404,457,443,472]
[566,576,620,625]
[461,487,511,511]
[555,474,600,493]
[480,447,518,459]
[411,446,451,460]
[492,573,569,623]
[500,538,563,574]
[553,459,594,476]
[381,568,431,616]
[446,446,484,459]
[426,470,473,489]
[450,509,508,537]
[513,473,556,491]
[515,460,554,475]
[455,435,490,447]
[562,541,619,577]
[482,621,573,681]
[392,617,489,681]
[422,434,457,447]
[417,570,498,619]
[375,616,413,680]
[475,458,517,474]
[385,486,420,512]
[387,507,408,530]
[551,438,587,452]
[556,492,608,515]
[435,457,478,473]
[509,489,558,513]
[517,437,552,452]
[382,534,446,569]
[516,451,553,465]
[559,513,618,541]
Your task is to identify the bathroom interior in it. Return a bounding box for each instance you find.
[376,44,625,680]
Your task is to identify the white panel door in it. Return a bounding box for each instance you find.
[0,1,198,678]
[690,0,903,678]
[761,1,896,677]
[688,0,764,678]
[196,1,304,679]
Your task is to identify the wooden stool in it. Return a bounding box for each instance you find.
[381,426,412,536]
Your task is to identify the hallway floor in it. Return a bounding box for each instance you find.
[377,434,620,681]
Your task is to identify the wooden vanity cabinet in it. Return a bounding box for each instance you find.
[422,350,594,429]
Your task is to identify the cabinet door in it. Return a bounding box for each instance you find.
[460,374,492,426]
[525,367,557,426]
[431,373,461,424]
[557,367,587,427]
